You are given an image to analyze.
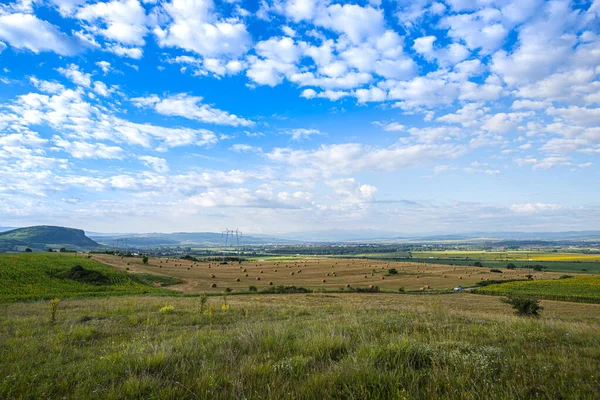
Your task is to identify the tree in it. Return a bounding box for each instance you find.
[59,248,67,253]
[502,296,543,316]
[25,248,32,252]
[47,248,53,252]
[142,256,149,264]
[506,263,516,270]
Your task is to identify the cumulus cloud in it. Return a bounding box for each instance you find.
[131,93,254,127]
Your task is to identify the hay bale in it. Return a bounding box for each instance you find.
[210,274,215,278]
[210,283,217,288]
[235,278,241,282]
[346,284,351,288]
[268,281,273,285]
[322,279,326,283]
[256,277,261,281]
[290,272,295,276]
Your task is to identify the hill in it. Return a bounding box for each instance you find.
[0,253,168,302]
[0,226,100,252]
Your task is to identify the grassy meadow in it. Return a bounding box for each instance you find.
[474,275,600,303]
[0,254,167,302]
[1,294,599,399]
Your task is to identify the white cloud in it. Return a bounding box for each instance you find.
[154,0,251,58]
[510,203,562,213]
[131,93,254,127]
[139,155,169,173]
[57,64,92,87]
[0,13,81,55]
[76,0,147,46]
[281,128,324,141]
[53,136,124,159]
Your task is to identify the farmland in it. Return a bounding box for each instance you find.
[0,254,168,302]
[90,253,571,294]
[474,276,600,303]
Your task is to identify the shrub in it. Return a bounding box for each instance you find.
[261,285,312,294]
[502,296,543,316]
[387,268,399,275]
[248,285,258,292]
[474,261,483,267]
[199,293,208,313]
[506,263,516,270]
[49,298,60,324]
[525,274,533,280]
[25,248,32,253]
[532,264,545,272]
[559,275,573,279]
[159,305,175,314]
[490,269,502,273]
[224,287,232,293]
[142,256,148,264]
[353,285,380,293]
[398,287,405,293]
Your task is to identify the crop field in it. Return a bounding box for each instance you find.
[90,254,570,294]
[474,276,600,303]
[354,252,600,273]
[411,250,600,262]
[0,254,166,302]
[1,294,599,399]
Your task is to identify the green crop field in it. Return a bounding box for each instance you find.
[474,276,600,303]
[0,254,167,302]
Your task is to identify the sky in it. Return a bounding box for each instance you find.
[0,0,599,234]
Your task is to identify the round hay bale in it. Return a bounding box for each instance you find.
[210,283,217,288]
[346,284,351,288]
[290,272,295,276]
[322,279,326,283]
[235,278,241,282]
[260,270,263,274]
[381,276,385,280]
[245,274,249,277]
[210,274,215,278]
[256,277,261,281]
[268,281,273,286]
[364,275,367,278]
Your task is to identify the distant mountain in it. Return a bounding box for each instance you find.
[90,231,298,247]
[0,226,100,252]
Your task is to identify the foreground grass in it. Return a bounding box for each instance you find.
[474,275,600,303]
[0,254,166,302]
[1,294,599,399]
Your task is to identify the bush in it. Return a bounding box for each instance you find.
[248,285,258,292]
[159,305,175,314]
[352,286,380,293]
[502,296,543,316]
[25,248,32,253]
[474,261,483,267]
[506,263,516,270]
[489,269,502,273]
[261,285,312,294]
[387,268,399,275]
[142,256,148,264]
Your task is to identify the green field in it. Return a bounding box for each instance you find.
[0,294,599,399]
[0,254,166,302]
[474,276,600,303]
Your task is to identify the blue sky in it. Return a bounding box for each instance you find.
[0,0,599,234]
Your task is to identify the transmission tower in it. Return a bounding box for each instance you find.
[221,229,242,263]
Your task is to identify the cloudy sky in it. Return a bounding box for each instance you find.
[0,0,599,234]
